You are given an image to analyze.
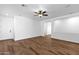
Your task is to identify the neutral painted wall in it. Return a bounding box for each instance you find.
[0,15,42,40]
[52,17,79,43]
[14,16,42,40]
[0,16,14,40]
[41,21,47,36]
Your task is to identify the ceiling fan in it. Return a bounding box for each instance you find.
[34,10,48,18]
[21,4,48,18]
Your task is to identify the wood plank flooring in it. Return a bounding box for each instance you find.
[0,39,15,55]
[0,36,79,55]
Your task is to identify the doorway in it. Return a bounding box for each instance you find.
[43,22,52,36]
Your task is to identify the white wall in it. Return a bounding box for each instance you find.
[41,21,47,36]
[0,15,42,40]
[53,17,79,33]
[0,16,14,40]
[14,16,42,40]
[52,17,79,43]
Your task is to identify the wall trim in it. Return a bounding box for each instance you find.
[51,35,79,43]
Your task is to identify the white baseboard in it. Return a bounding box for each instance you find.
[51,35,79,43]
[14,35,42,41]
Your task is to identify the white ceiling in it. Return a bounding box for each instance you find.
[0,4,79,21]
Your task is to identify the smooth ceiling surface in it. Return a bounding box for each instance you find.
[0,4,79,21]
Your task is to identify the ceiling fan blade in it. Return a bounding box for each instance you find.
[43,11,46,13]
[43,14,48,16]
[34,12,38,14]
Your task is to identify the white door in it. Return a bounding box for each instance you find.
[0,16,14,39]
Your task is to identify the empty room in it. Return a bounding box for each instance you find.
[0,4,79,55]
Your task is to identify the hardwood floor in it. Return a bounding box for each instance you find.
[0,36,79,55]
[0,39,15,55]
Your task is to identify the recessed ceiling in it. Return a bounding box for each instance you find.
[0,4,79,21]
